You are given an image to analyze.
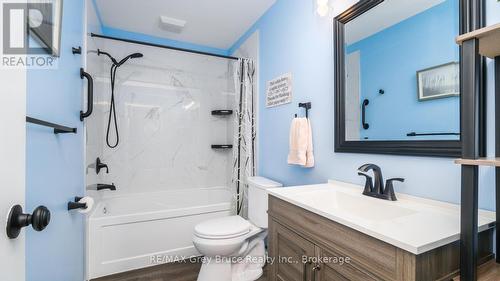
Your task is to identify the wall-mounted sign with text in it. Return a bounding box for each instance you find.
[266,72,292,108]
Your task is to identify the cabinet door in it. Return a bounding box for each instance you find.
[317,247,379,281]
[269,220,316,281]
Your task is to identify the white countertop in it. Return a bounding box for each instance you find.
[267,180,495,255]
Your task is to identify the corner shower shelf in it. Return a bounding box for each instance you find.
[211,110,233,116]
[456,22,500,59]
[455,158,500,167]
[211,145,233,149]
[26,116,77,134]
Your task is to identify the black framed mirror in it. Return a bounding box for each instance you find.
[334,0,485,157]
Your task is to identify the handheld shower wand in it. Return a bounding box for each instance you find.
[118,53,143,65]
[97,49,144,148]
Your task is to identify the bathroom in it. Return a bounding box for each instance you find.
[1,0,500,280]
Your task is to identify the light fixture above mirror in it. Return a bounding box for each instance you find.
[316,0,331,17]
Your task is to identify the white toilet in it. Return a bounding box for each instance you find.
[193,177,282,281]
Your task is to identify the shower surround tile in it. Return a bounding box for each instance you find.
[86,38,237,196]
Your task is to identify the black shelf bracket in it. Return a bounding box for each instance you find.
[26,116,77,134]
[211,110,233,116]
[211,145,233,149]
[80,68,94,121]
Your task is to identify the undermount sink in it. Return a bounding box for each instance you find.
[297,189,417,222]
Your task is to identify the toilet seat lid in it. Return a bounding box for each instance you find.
[194,216,251,239]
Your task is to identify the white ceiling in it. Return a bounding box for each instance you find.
[345,0,447,44]
[94,0,276,50]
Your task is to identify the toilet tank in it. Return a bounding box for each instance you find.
[247,177,283,228]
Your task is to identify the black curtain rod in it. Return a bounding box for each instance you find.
[90,33,240,61]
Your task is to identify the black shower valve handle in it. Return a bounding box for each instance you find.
[96,157,109,175]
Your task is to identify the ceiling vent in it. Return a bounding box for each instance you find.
[159,16,186,33]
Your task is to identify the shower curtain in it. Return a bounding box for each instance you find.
[233,58,256,216]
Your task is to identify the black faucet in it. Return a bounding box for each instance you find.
[96,158,109,175]
[87,183,116,191]
[357,164,404,201]
[358,164,384,194]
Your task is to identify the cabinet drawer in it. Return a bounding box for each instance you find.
[269,196,398,281]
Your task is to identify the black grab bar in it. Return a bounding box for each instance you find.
[26,116,77,134]
[407,132,461,137]
[362,99,369,130]
[80,68,94,121]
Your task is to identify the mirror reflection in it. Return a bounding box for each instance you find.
[344,0,460,141]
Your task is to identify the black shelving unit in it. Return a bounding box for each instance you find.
[455,23,500,281]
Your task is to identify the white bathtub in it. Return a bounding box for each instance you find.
[86,187,233,280]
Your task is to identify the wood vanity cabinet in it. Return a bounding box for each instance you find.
[268,196,494,281]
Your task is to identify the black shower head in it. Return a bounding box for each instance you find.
[97,49,143,66]
[130,53,143,58]
[117,52,144,66]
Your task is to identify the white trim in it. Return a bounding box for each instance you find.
[0,0,27,278]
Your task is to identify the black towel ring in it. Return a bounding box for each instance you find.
[298,102,312,118]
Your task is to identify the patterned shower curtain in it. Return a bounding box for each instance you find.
[232,58,256,217]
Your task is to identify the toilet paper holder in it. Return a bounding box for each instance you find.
[68,197,87,211]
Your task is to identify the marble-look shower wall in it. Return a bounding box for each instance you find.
[85,38,236,195]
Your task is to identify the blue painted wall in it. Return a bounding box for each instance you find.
[26,0,85,280]
[346,0,460,140]
[231,0,500,211]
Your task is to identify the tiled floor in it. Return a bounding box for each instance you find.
[92,261,267,281]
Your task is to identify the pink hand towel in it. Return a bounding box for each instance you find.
[288,117,314,167]
[305,118,315,168]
